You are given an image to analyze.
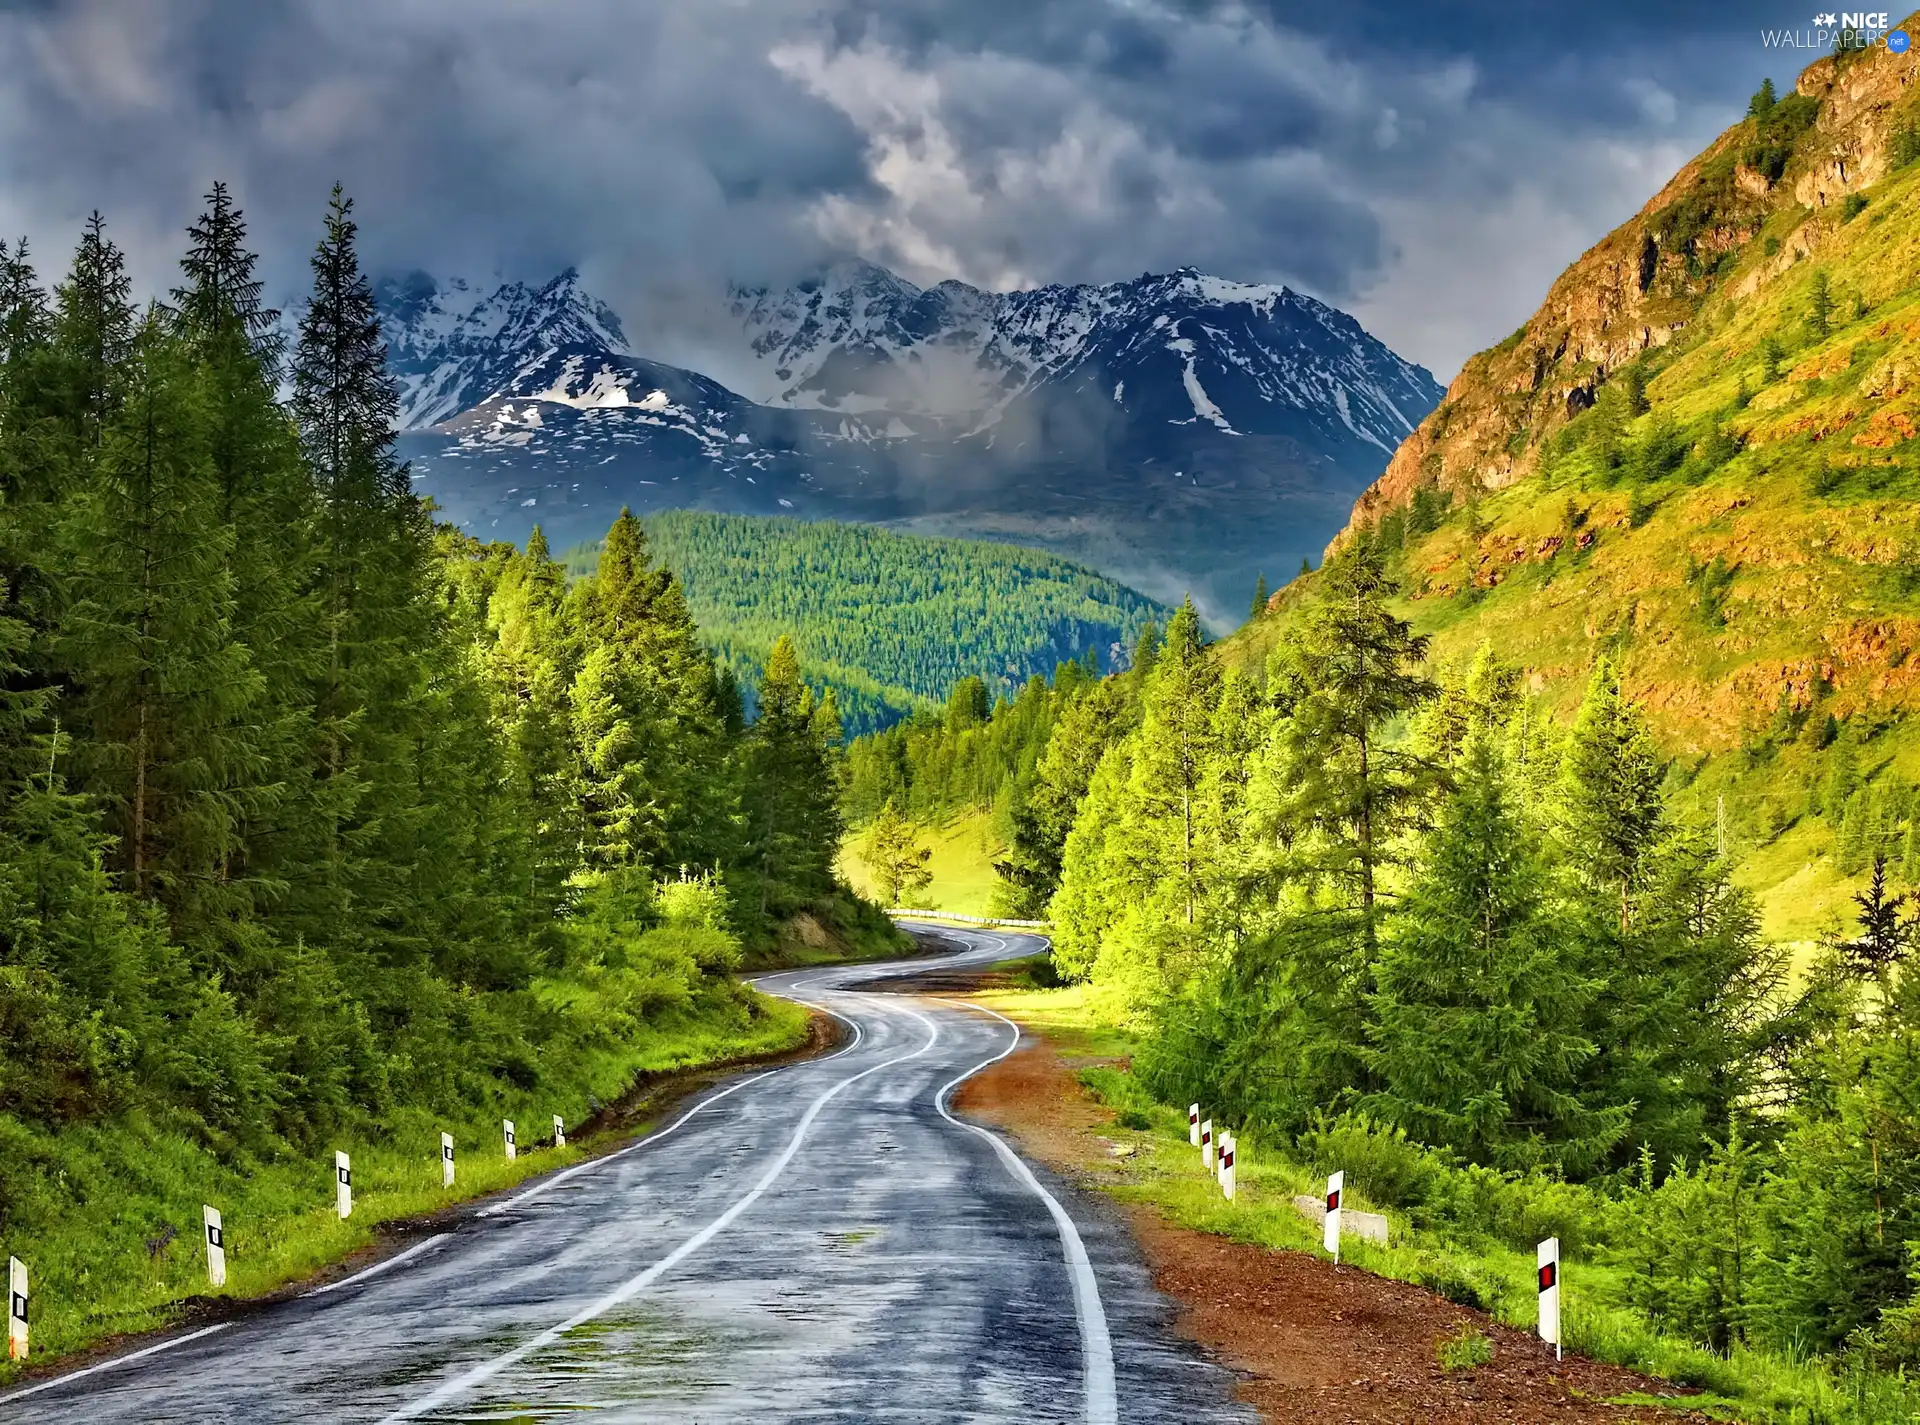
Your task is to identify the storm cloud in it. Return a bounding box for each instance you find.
[0,0,1807,376]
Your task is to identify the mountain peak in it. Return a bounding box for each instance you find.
[378,269,630,428]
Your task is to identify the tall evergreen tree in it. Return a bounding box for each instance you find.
[290,185,439,964]
[742,636,841,924]
[1560,658,1663,928]
[1266,538,1439,945]
[174,182,282,370]
[57,314,261,945]
[1366,735,1626,1173]
[51,213,135,450]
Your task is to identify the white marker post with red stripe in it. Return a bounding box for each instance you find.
[7,1257,26,1361]
[1189,1104,1200,1146]
[1538,1237,1562,1359]
[203,1205,227,1288]
[553,1114,566,1149]
[1200,1119,1214,1172]
[1220,1136,1237,1200]
[503,1119,516,1162]
[335,1151,353,1220]
[1324,1171,1344,1263]
[441,1131,456,1188]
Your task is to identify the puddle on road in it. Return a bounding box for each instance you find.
[415,1283,868,1422]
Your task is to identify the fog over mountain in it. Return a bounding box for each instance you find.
[385,260,1443,622]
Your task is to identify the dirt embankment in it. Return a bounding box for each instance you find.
[956,1033,1711,1425]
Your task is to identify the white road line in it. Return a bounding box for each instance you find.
[304,1233,452,1298]
[0,1323,233,1406]
[933,991,1116,1425]
[477,1006,864,1220]
[378,1001,940,1422]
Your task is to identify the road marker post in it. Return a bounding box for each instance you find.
[1538,1237,1562,1359]
[335,1150,353,1220]
[203,1205,227,1288]
[7,1257,26,1361]
[553,1114,566,1149]
[1188,1104,1200,1146]
[441,1132,455,1188]
[1200,1119,1214,1172]
[503,1119,516,1162]
[1221,1137,1237,1200]
[1324,1171,1344,1263]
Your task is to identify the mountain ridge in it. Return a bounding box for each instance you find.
[383,259,1442,619]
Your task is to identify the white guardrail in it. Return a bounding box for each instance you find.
[884,909,1051,929]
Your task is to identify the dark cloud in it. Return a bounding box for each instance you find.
[0,0,1827,376]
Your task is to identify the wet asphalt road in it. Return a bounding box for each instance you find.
[3,926,1253,1423]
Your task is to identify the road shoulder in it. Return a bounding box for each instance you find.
[953,1024,1718,1425]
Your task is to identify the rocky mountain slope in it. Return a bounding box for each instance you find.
[1289,27,1920,937]
[388,263,1441,621]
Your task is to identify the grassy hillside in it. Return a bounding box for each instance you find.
[1244,30,1920,938]
[567,512,1166,735]
[838,808,1005,918]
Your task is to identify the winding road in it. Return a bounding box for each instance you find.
[2,926,1252,1423]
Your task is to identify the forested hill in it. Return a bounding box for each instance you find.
[565,512,1168,735]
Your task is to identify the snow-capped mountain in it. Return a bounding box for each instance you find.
[378,269,630,428]
[386,262,1442,621]
[724,260,1437,458]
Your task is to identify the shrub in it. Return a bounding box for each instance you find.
[1297,1111,1443,1208]
[1437,1323,1495,1371]
[1842,193,1869,222]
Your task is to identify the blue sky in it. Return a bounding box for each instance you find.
[0,0,1860,376]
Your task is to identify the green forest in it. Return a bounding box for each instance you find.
[845,541,1920,1419]
[566,511,1164,736]
[0,187,884,1360]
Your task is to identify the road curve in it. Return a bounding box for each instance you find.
[3,926,1252,1423]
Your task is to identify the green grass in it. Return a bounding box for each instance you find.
[0,987,810,1379]
[1436,1323,1494,1371]
[838,808,1006,917]
[977,984,1920,1425]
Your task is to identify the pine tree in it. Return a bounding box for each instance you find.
[1560,658,1663,928]
[1748,78,1777,116]
[742,635,841,925]
[1125,600,1222,935]
[0,238,49,369]
[1822,718,1861,814]
[861,799,931,907]
[1595,830,1784,1167]
[1267,538,1439,946]
[1841,855,1912,994]
[57,314,260,941]
[51,213,135,449]
[1130,620,1161,681]
[169,186,320,961]
[290,185,439,961]
[580,508,735,871]
[1366,735,1626,1173]
[1839,789,1872,875]
[1250,572,1269,621]
[1808,269,1833,343]
[946,675,990,731]
[173,182,282,370]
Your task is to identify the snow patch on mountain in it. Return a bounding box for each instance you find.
[377,269,631,429]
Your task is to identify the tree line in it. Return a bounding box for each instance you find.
[846,537,1920,1375]
[0,186,861,1214]
[568,510,1162,737]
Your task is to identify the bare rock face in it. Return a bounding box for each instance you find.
[1340,30,1920,542]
